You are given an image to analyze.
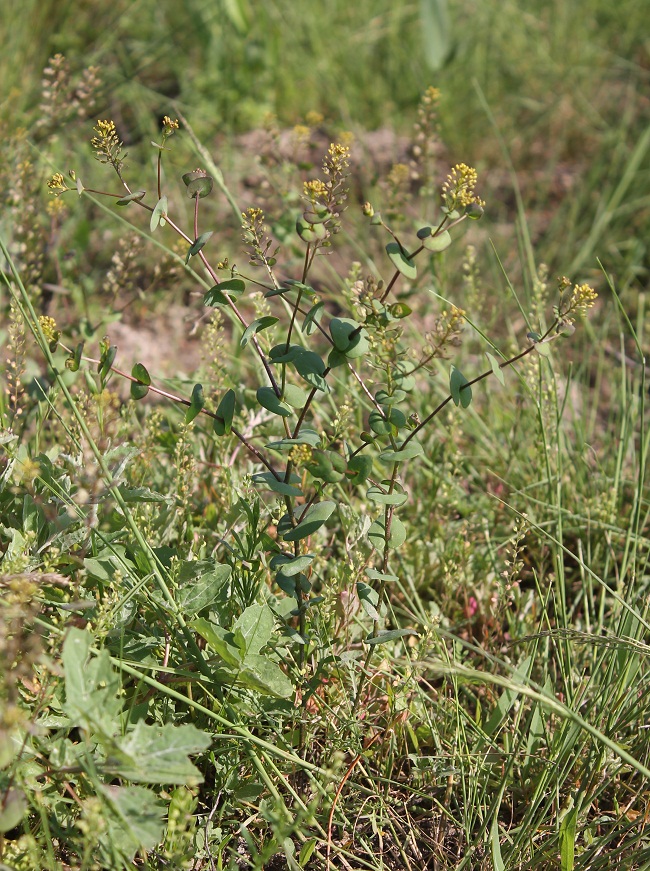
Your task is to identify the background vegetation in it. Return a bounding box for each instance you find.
[1,0,649,868]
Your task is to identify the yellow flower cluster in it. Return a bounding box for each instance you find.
[91,119,125,172]
[162,115,179,134]
[323,142,350,178]
[288,444,313,466]
[303,178,328,203]
[46,172,67,194]
[568,283,598,316]
[441,163,485,211]
[38,315,60,347]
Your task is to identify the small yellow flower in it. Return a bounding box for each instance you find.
[305,110,324,127]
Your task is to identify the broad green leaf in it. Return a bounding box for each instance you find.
[241,316,279,347]
[185,231,213,264]
[365,628,418,645]
[256,386,292,417]
[192,618,242,667]
[185,383,205,424]
[176,561,231,616]
[0,789,26,833]
[204,279,245,306]
[251,471,303,497]
[234,655,293,698]
[265,430,321,450]
[283,501,336,542]
[233,602,274,656]
[486,351,505,386]
[386,241,417,279]
[110,722,211,785]
[330,317,365,354]
[63,628,122,732]
[150,195,168,232]
[116,190,146,206]
[450,365,472,408]
[102,785,165,854]
[214,388,236,436]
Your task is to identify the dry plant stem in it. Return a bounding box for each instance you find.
[326,729,384,868]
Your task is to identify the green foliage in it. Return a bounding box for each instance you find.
[0,12,648,861]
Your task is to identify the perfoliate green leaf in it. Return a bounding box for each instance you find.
[204,279,245,306]
[241,316,279,347]
[486,351,505,386]
[422,229,452,252]
[98,344,117,381]
[450,365,472,408]
[366,568,399,582]
[283,501,336,542]
[368,516,407,549]
[378,440,424,463]
[251,471,303,497]
[257,385,292,417]
[357,582,381,621]
[185,383,205,424]
[130,362,151,400]
[386,241,417,279]
[347,454,373,484]
[150,195,168,232]
[185,231,213,264]
[214,388,236,436]
[367,484,408,506]
[116,190,146,206]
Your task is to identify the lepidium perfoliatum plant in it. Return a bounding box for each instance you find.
[0,101,597,865]
[41,111,596,707]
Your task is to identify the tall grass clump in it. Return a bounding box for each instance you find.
[3,80,650,871]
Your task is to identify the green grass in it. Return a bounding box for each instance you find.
[2,1,650,869]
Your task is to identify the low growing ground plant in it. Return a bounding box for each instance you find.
[6,91,650,871]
